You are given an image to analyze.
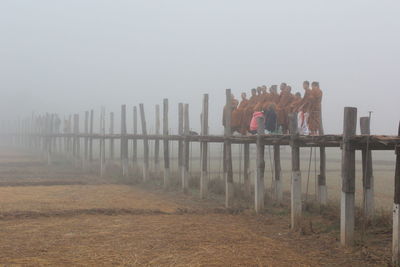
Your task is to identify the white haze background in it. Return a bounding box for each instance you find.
[1,0,399,134]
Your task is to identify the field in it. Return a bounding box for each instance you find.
[0,146,394,266]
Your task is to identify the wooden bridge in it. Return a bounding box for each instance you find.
[1,89,400,265]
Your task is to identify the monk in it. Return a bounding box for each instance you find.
[231,92,249,134]
[299,80,311,112]
[307,81,323,135]
[242,89,258,132]
[254,85,269,111]
[277,84,294,133]
[289,92,303,113]
[269,85,280,105]
[222,93,239,131]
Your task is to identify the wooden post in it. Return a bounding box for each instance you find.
[224,89,234,208]
[73,114,80,167]
[318,114,327,205]
[47,114,53,165]
[178,103,184,179]
[100,107,106,177]
[89,110,94,162]
[139,104,149,181]
[132,107,138,168]
[360,116,374,218]
[255,116,265,213]
[273,144,283,203]
[341,107,357,246]
[120,105,128,176]
[290,113,301,230]
[200,94,209,198]
[154,104,160,171]
[243,143,250,199]
[84,111,89,168]
[392,122,400,266]
[162,99,170,188]
[182,104,190,192]
[109,112,115,160]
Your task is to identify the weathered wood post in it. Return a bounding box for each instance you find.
[178,103,184,180]
[154,104,160,172]
[47,114,53,165]
[255,116,265,213]
[243,143,251,199]
[84,111,89,168]
[89,110,94,163]
[73,114,80,167]
[132,107,138,168]
[273,144,282,203]
[224,89,234,208]
[290,113,302,229]
[139,104,149,181]
[100,107,106,177]
[341,107,357,246]
[109,112,115,160]
[360,116,374,218]
[182,104,190,192]
[200,94,209,198]
[121,105,128,177]
[162,99,170,188]
[318,116,327,205]
[392,121,400,266]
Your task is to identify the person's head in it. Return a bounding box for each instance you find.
[241,92,247,100]
[311,81,319,89]
[251,88,257,96]
[256,86,262,95]
[280,83,287,91]
[303,80,310,90]
[295,92,301,98]
[286,85,292,93]
[261,85,267,93]
[270,85,277,94]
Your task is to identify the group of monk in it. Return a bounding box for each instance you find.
[224,81,323,135]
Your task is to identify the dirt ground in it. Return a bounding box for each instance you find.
[0,147,392,266]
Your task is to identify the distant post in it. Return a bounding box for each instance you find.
[290,113,301,229]
[121,105,128,177]
[318,113,327,206]
[360,116,374,218]
[154,104,161,172]
[109,112,115,160]
[340,107,357,246]
[392,121,400,266]
[255,116,265,213]
[182,104,190,192]
[84,111,89,168]
[100,107,106,177]
[89,110,94,163]
[273,144,282,203]
[224,89,234,208]
[162,99,170,188]
[200,94,209,198]
[139,103,149,181]
[178,103,184,182]
[132,107,138,168]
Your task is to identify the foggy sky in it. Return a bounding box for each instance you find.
[1,0,399,134]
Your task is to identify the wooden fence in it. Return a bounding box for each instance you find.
[1,89,400,264]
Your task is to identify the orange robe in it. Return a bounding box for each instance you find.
[276,91,294,132]
[222,98,239,128]
[307,89,323,132]
[232,99,249,131]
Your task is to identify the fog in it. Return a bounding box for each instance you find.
[1,0,399,134]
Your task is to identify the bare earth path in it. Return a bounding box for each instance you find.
[0,147,390,266]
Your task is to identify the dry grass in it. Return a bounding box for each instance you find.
[0,147,394,266]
